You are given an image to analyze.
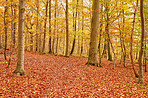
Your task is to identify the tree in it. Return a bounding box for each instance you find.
[13,3,17,48]
[4,0,8,60]
[49,0,52,54]
[80,0,84,56]
[13,0,26,75]
[42,1,48,52]
[130,0,139,78]
[138,0,144,84]
[105,0,112,61]
[86,0,99,66]
[70,0,77,56]
[52,0,57,54]
[7,0,14,68]
[36,0,39,52]
[65,0,69,57]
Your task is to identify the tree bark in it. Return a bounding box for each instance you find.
[49,0,52,54]
[36,0,39,52]
[105,1,112,61]
[13,0,26,75]
[42,1,48,52]
[7,0,14,68]
[77,0,80,55]
[13,4,17,48]
[70,0,77,56]
[65,0,69,57]
[138,0,144,84]
[4,0,8,60]
[86,0,99,66]
[130,0,139,78]
[98,3,103,67]
[80,0,84,56]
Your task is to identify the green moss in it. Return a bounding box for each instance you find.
[39,52,46,55]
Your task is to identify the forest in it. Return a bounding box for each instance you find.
[0,0,148,97]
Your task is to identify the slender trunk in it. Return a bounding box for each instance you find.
[13,4,17,48]
[80,0,84,56]
[4,0,8,60]
[138,0,144,84]
[70,38,75,55]
[30,32,33,51]
[70,0,77,55]
[106,31,116,69]
[52,0,57,54]
[102,35,107,58]
[105,1,112,61]
[0,35,1,48]
[42,1,48,52]
[56,36,58,54]
[118,17,124,64]
[49,0,52,54]
[98,4,103,67]
[77,0,80,55]
[7,0,14,68]
[144,41,147,72]
[122,8,126,67]
[63,33,65,55]
[130,0,139,78]
[65,0,69,57]
[39,25,41,52]
[55,1,59,54]
[36,0,39,52]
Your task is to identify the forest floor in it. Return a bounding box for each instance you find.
[0,51,148,97]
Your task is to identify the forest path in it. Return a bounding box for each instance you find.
[0,51,148,97]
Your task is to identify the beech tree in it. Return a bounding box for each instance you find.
[138,0,144,84]
[65,0,69,57]
[13,0,26,75]
[42,1,48,52]
[48,0,52,54]
[4,0,8,60]
[86,0,99,66]
[130,0,139,78]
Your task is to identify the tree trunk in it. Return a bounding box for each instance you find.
[102,36,107,58]
[36,0,39,52]
[30,32,33,51]
[138,0,144,84]
[65,0,69,57]
[42,1,48,52]
[98,3,103,67]
[13,4,17,48]
[13,0,26,75]
[130,0,139,78]
[0,35,1,48]
[144,42,147,72]
[52,0,57,54]
[105,1,112,61]
[7,0,14,68]
[4,0,8,60]
[49,0,52,54]
[122,8,126,67]
[70,0,77,56]
[80,0,84,56]
[77,0,80,55]
[86,0,99,66]
[55,1,59,54]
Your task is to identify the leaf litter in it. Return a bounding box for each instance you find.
[0,51,148,97]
